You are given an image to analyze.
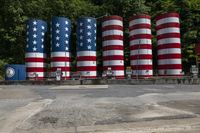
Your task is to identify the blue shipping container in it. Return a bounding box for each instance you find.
[5,64,26,81]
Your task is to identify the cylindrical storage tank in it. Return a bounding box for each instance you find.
[129,14,153,78]
[102,16,125,79]
[76,17,97,78]
[156,12,182,76]
[5,64,26,80]
[25,19,47,80]
[51,17,71,80]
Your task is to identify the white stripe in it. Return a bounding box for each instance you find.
[130,49,152,55]
[102,30,123,37]
[158,69,182,75]
[129,29,151,36]
[61,72,70,77]
[25,53,46,58]
[157,27,180,35]
[103,60,124,66]
[27,72,45,77]
[103,50,124,56]
[131,59,152,65]
[158,38,180,45]
[77,61,96,67]
[130,39,152,46]
[102,20,123,27]
[132,70,153,76]
[158,59,182,65]
[156,17,179,26]
[80,71,97,77]
[112,70,124,76]
[51,62,70,67]
[158,48,181,55]
[77,51,96,57]
[26,62,46,68]
[129,18,151,27]
[51,52,70,57]
[103,40,123,47]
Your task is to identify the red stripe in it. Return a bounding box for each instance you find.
[131,75,153,78]
[129,24,151,31]
[130,44,152,50]
[77,66,97,71]
[158,54,182,59]
[103,35,123,41]
[129,14,151,21]
[103,45,123,51]
[157,43,181,49]
[51,67,70,71]
[51,57,70,62]
[115,76,125,79]
[26,68,46,72]
[130,34,152,40]
[103,66,124,70]
[131,65,153,70]
[158,64,182,69]
[158,74,183,77]
[101,15,123,21]
[103,55,124,60]
[25,58,45,62]
[130,54,152,60]
[155,12,179,21]
[77,56,96,61]
[156,23,180,30]
[102,25,123,31]
[157,33,180,40]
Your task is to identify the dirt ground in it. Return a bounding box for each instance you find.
[0,85,200,133]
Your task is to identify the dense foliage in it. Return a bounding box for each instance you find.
[0,0,199,77]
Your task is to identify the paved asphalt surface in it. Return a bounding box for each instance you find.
[0,84,200,133]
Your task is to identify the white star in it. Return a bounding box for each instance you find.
[41,45,44,48]
[41,32,45,36]
[50,28,52,32]
[33,21,37,25]
[65,34,69,38]
[26,45,29,48]
[56,29,60,34]
[65,27,68,31]
[65,47,68,50]
[80,29,83,33]
[56,36,60,40]
[80,23,83,26]
[94,37,96,40]
[65,40,69,44]
[65,21,69,25]
[33,34,37,38]
[87,32,91,36]
[26,38,29,42]
[56,43,60,47]
[87,38,91,43]
[80,42,83,46]
[94,30,96,33]
[94,43,96,46]
[41,38,44,42]
[41,26,45,30]
[26,32,29,35]
[87,25,91,29]
[27,25,29,29]
[56,23,60,27]
[87,19,91,22]
[33,40,37,45]
[33,47,37,51]
[94,24,96,27]
[88,45,92,49]
[33,27,37,31]
[80,36,83,40]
